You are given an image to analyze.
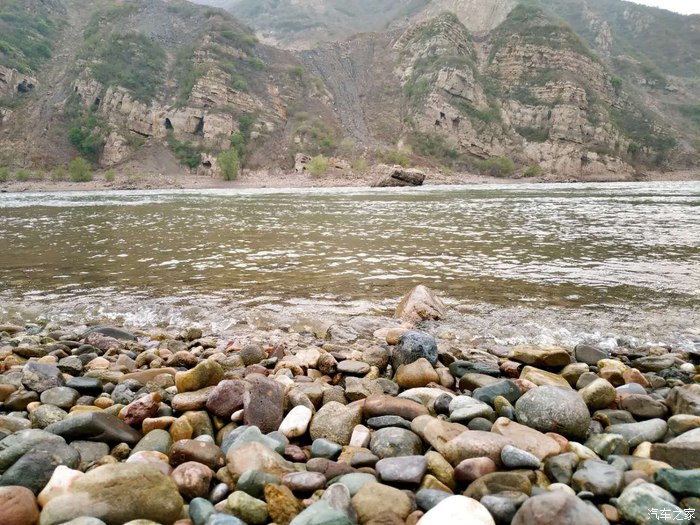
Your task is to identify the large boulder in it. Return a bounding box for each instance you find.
[371,165,425,187]
[38,464,183,525]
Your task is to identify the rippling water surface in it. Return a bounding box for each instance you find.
[1,182,699,344]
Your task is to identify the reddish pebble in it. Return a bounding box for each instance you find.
[0,486,40,525]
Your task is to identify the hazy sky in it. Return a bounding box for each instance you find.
[628,0,700,14]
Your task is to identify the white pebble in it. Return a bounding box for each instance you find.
[279,405,313,438]
[418,495,495,525]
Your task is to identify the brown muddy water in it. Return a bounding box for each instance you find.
[1,182,698,350]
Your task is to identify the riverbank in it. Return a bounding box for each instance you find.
[1,166,698,193]
[0,286,698,525]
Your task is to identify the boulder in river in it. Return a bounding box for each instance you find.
[370,165,425,187]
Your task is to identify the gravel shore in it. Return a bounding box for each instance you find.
[1,168,698,194]
[0,285,699,525]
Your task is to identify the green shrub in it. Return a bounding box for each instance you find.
[680,104,700,125]
[15,168,30,181]
[289,65,304,80]
[475,156,515,177]
[174,45,207,105]
[51,166,67,181]
[516,126,550,143]
[67,102,107,164]
[295,119,338,155]
[87,33,166,103]
[0,167,9,182]
[352,158,368,173]
[379,149,413,167]
[0,0,61,73]
[307,155,330,176]
[218,149,240,180]
[408,133,459,162]
[524,165,544,177]
[611,76,623,96]
[230,113,256,161]
[104,169,116,182]
[68,157,92,182]
[167,131,201,169]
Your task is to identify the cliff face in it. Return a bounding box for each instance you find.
[0,0,698,178]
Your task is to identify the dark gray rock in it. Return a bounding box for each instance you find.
[21,361,65,393]
[0,443,80,494]
[375,455,427,484]
[571,460,624,498]
[44,411,142,446]
[369,427,422,459]
[82,326,136,341]
[40,387,80,409]
[393,331,438,368]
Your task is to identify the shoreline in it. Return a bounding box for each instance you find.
[1,167,699,194]
[0,286,698,524]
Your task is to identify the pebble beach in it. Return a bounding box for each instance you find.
[0,285,699,525]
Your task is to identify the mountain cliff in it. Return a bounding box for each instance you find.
[0,0,698,180]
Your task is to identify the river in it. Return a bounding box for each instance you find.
[1,182,698,350]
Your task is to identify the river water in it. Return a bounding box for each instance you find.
[1,182,699,349]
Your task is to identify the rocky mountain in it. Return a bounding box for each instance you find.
[0,0,698,179]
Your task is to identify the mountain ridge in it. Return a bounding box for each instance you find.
[0,0,698,181]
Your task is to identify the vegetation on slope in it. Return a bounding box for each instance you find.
[489,4,598,63]
[538,0,700,78]
[0,0,63,73]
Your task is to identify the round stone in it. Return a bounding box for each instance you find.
[38,463,184,525]
[419,495,495,525]
[40,387,80,409]
[309,401,363,446]
[351,482,412,523]
[172,461,213,499]
[0,486,40,525]
[375,455,427,484]
[393,331,438,368]
[369,427,423,458]
[515,386,591,439]
[29,404,68,429]
[227,491,269,525]
[501,445,541,469]
[512,490,607,525]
